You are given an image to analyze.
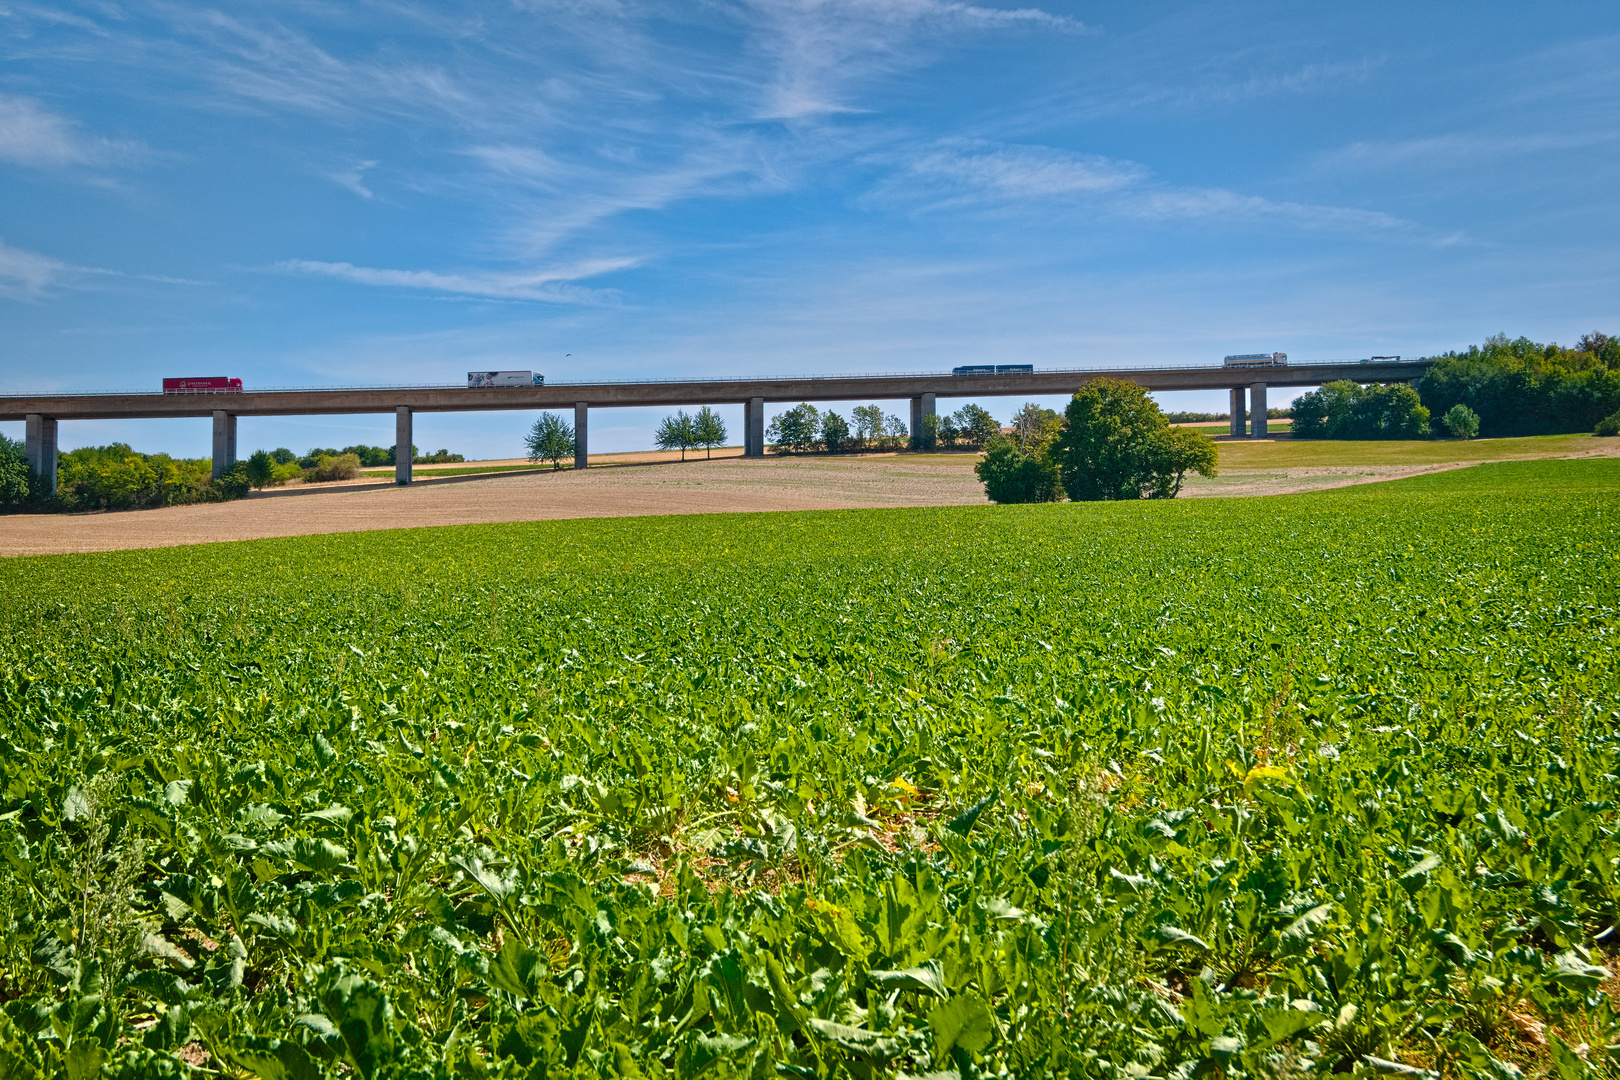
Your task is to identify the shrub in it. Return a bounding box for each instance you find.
[245,449,276,489]
[1597,410,1620,437]
[0,434,30,507]
[204,461,252,501]
[1047,378,1216,500]
[1441,403,1480,440]
[975,441,1059,503]
[305,453,362,482]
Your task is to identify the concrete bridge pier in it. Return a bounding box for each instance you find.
[211,410,237,480]
[744,397,765,457]
[24,414,57,494]
[909,392,936,449]
[575,402,588,469]
[1229,388,1246,437]
[1249,383,1268,438]
[395,407,412,484]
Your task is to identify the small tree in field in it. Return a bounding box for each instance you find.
[1441,403,1480,440]
[1047,378,1216,500]
[821,411,851,453]
[693,407,727,457]
[525,412,576,470]
[953,405,1000,448]
[245,449,276,490]
[767,404,821,453]
[656,410,697,461]
[851,405,885,449]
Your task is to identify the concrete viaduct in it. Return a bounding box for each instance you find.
[2,359,1431,492]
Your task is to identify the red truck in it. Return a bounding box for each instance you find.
[162,377,243,394]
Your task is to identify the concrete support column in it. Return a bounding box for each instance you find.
[1229,387,1246,437]
[744,397,765,457]
[1249,382,1268,439]
[909,392,936,449]
[395,407,412,485]
[24,414,57,495]
[211,411,237,480]
[574,402,588,469]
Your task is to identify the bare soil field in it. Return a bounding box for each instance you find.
[3,439,1615,557]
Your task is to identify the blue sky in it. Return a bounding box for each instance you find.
[2,0,1617,459]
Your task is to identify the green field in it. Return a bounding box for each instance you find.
[1,461,1617,1077]
[1217,431,1604,469]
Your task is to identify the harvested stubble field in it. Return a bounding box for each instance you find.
[0,459,1616,1077]
[3,434,1614,557]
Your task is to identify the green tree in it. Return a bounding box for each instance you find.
[655,410,697,461]
[767,404,821,453]
[1291,381,1431,439]
[937,413,961,449]
[1011,402,1062,451]
[917,413,941,450]
[245,449,276,490]
[693,406,727,458]
[0,433,30,507]
[270,447,297,464]
[975,439,1059,504]
[1416,331,1620,437]
[1595,409,1620,436]
[953,405,1000,448]
[1148,427,1218,497]
[882,413,908,450]
[851,404,885,449]
[1049,378,1197,501]
[1441,403,1480,440]
[525,412,576,470]
[820,411,851,453]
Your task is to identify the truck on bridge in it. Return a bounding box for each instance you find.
[1223,353,1288,369]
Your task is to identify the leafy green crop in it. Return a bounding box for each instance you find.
[0,460,1616,1078]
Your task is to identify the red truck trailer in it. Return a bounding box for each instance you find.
[162,377,243,394]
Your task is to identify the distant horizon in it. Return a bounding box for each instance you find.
[3,0,1615,458]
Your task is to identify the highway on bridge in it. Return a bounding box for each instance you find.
[3,358,1431,491]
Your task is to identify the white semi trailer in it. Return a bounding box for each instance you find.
[468,371,544,387]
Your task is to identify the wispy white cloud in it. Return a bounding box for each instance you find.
[330,160,379,198]
[739,0,1085,119]
[1318,130,1618,172]
[0,93,136,168]
[0,238,69,300]
[273,256,639,302]
[876,139,1418,235]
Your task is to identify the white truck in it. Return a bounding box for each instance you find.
[468,371,544,388]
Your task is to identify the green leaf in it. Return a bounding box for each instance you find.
[928,995,996,1060]
[806,1019,903,1061]
[485,936,546,1000]
[452,855,515,904]
[1152,924,1211,951]
[161,780,191,808]
[1278,903,1335,949]
[870,961,946,998]
[945,790,997,836]
[1549,951,1611,992]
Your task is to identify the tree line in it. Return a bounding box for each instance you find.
[1292,331,1620,441]
[0,439,251,512]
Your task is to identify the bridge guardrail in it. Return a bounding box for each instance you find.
[0,359,1428,400]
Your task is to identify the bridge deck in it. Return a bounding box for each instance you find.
[0,361,1430,421]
